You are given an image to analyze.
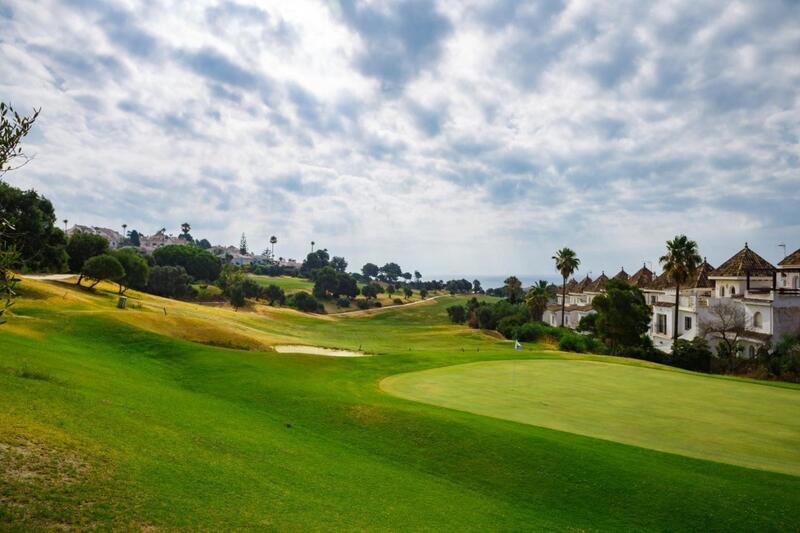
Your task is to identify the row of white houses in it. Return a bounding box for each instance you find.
[542,244,800,355]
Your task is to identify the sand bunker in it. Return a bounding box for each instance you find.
[273,345,367,357]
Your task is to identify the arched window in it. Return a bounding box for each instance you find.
[720,286,725,297]
[730,286,736,295]
[753,312,763,328]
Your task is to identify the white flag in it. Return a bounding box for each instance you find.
[514,340,521,351]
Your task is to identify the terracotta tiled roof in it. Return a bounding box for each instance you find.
[778,248,800,267]
[710,244,775,278]
[613,268,629,281]
[684,259,715,289]
[587,272,609,292]
[573,275,593,293]
[559,277,578,293]
[628,264,654,288]
[648,271,671,290]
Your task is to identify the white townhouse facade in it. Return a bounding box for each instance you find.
[542,244,800,355]
[66,224,125,249]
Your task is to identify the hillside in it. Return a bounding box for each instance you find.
[1,278,799,530]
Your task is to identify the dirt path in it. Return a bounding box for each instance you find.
[19,273,75,281]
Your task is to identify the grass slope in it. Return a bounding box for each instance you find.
[1,278,798,530]
[381,359,800,475]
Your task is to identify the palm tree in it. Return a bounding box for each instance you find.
[660,235,701,343]
[310,240,315,253]
[553,248,580,327]
[63,219,68,232]
[270,235,277,258]
[525,280,550,322]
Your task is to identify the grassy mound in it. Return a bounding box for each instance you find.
[1,278,798,530]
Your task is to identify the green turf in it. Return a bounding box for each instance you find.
[381,359,800,476]
[248,274,314,294]
[1,278,799,530]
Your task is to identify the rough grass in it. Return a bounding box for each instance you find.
[0,278,798,530]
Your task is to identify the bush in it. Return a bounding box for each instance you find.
[241,277,260,299]
[336,296,351,308]
[261,284,286,306]
[228,282,246,309]
[289,292,323,313]
[496,315,527,339]
[373,301,382,308]
[147,265,194,298]
[81,254,124,288]
[670,338,712,371]
[393,298,403,305]
[446,304,466,324]
[512,322,553,342]
[559,332,588,353]
[153,244,221,282]
[355,298,370,310]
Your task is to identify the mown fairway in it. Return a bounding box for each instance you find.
[1,278,799,530]
[382,359,800,475]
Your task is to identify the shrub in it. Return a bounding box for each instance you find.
[670,338,712,371]
[289,292,323,313]
[373,301,382,308]
[558,332,588,353]
[496,315,527,339]
[512,322,550,342]
[228,282,246,309]
[393,298,403,305]
[240,277,260,298]
[355,298,370,310]
[446,304,466,324]
[336,296,351,308]
[261,284,286,306]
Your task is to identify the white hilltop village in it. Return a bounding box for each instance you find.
[65,224,302,270]
[543,244,800,356]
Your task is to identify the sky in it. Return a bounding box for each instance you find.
[1,0,799,278]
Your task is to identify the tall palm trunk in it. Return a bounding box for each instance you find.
[673,282,680,343]
[561,275,567,327]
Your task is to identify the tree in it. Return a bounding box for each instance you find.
[0,246,19,325]
[239,233,248,255]
[270,235,277,258]
[336,274,359,298]
[1,102,40,176]
[503,276,523,304]
[0,181,68,272]
[401,272,412,281]
[472,279,483,294]
[67,232,109,276]
[81,254,124,289]
[263,284,286,306]
[128,229,141,247]
[113,249,149,294]
[419,288,428,299]
[525,280,550,322]
[660,235,702,343]
[362,262,379,279]
[197,238,211,250]
[290,291,322,313]
[153,244,221,282]
[414,270,422,284]
[147,265,193,298]
[228,282,246,310]
[313,266,340,298]
[403,287,413,299]
[380,262,402,283]
[179,222,193,243]
[361,283,379,300]
[591,279,652,354]
[553,247,580,327]
[701,300,747,363]
[331,256,348,273]
[386,284,396,298]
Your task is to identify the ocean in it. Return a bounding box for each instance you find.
[426,274,562,290]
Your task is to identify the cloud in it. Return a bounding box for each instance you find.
[2,0,799,276]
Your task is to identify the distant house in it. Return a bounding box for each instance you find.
[140,229,182,252]
[67,224,124,249]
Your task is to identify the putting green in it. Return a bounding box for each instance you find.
[382,359,800,476]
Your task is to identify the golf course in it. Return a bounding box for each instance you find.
[1,277,799,530]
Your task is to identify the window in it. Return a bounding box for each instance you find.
[753,312,763,328]
[720,286,725,297]
[730,286,736,295]
[656,314,667,334]
[684,316,692,331]
[748,345,756,359]
[650,295,656,304]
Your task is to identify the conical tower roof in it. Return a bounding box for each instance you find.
[629,263,654,288]
[685,258,715,289]
[778,247,800,267]
[587,272,609,292]
[613,267,629,281]
[710,244,775,278]
[574,275,593,293]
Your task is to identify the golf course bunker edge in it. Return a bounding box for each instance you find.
[273,345,368,357]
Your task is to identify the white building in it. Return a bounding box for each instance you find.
[139,229,183,252]
[542,244,800,356]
